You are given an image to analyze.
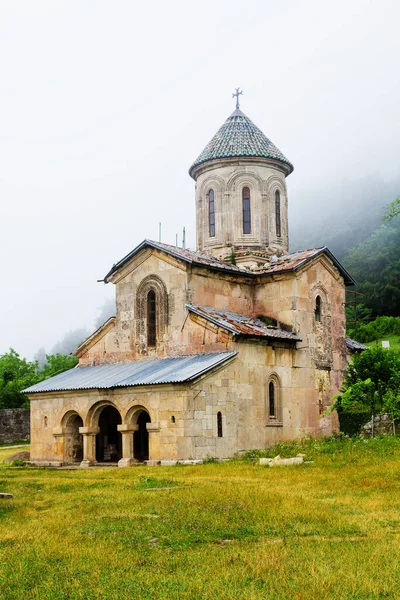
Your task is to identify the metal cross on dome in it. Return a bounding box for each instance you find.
[232,88,243,109]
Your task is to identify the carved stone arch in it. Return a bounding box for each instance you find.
[266,372,282,424]
[309,281,330,312]
[124,403,154,426]
[199,173,225,199]
[136,274,168,349]
[85,400,120,428]
[226,169,266,193]
[266,175,287,196]
[60,409,83,429]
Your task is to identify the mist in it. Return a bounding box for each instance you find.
[1,0,399,359]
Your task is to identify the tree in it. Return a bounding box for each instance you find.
[332,348,400,435]
[383,197,400,222]
[0,349,40,408]
[40,354,78,379]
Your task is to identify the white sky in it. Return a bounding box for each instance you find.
[1,0,399,359]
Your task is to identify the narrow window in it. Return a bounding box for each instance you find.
[315,295,321,322]
[269,382,276,417]
[242,187,251,234]
[208,189,215,237]
[147,290,156,346]
[217,411,223,437]
[275,190,281,237]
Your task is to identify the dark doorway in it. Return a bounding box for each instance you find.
[64,414,83,463]
[134,410,151,462]
[96,406,122,463]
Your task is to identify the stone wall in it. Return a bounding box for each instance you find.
[0,408,30,443]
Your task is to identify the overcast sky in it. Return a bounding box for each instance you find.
[1,0,399,359]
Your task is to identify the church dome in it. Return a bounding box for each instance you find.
[189,107,293,178]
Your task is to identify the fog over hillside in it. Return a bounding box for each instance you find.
[289,176,400,260]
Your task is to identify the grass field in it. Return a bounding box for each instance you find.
[0,436,400,599]
[366,335,400,351]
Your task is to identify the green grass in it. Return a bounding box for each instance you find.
[0,436,400,599]
[366,334,400,351]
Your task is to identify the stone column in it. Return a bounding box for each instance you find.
[79,426,99,468]
[117,424,138,467]
[146,422,161,464]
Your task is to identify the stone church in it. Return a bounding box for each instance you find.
[24,95,355,467]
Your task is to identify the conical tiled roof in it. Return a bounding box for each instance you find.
[189,108,293,177]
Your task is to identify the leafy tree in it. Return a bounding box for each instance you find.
[332,348,400,435]
[0,349,78,409]
[40,354,78,379]
[383,197,400,222]
[0,349,40,408]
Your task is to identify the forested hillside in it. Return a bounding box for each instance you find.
[290,176,400,318]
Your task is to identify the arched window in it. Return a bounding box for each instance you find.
[275,190,281,237]
[242,187,251,234]
[208,189,215,237]
[147,290,156,346]
[217,411,223,437]
[267,375,282,425]
[269,382,276,418]
[315,295,321,322]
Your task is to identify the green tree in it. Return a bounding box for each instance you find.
[40,354,78,379]
[332,347,400,435]
[0,349,40,408]
[383,197,400,222]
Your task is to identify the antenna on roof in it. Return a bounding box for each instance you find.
[175,233,178,247]
[182,227,186,249]
[159,222,162,243]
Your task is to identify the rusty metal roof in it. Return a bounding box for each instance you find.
[186,305,302,342]
[23,352,237,394]
[103,240,355,286]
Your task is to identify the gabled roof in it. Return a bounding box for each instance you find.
[189,108,293,177]
[73,317,116,357]
[23,352,237,394]
[346,337,367,352]
[186,305,302,342]
[103,240,356,286]
[103,239,246,282]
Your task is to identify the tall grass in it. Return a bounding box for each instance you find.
[0,436,399,599]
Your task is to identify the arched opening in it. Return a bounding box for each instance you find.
[217,411,223,437]
[275,190,281,237]
[64,413,83,463]
[315,295,322,322]
[147,289,156,347]
[96,405,122,463]
[269,381,276,418]
[134,410,151,462]
[208,189,215,237]
[242,187,251,234]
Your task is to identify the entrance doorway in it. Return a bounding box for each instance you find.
[134,410,151,462]
[96,406,122,463]
[64,414,83,463]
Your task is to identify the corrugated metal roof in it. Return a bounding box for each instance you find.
[346,337,367,352]
[23,352,237,394]
[186,305,302,342]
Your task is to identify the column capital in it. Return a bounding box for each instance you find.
[146,422,160,432]
[79,426,100,435]
[52,427,64,437]
[117,424,139,433]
